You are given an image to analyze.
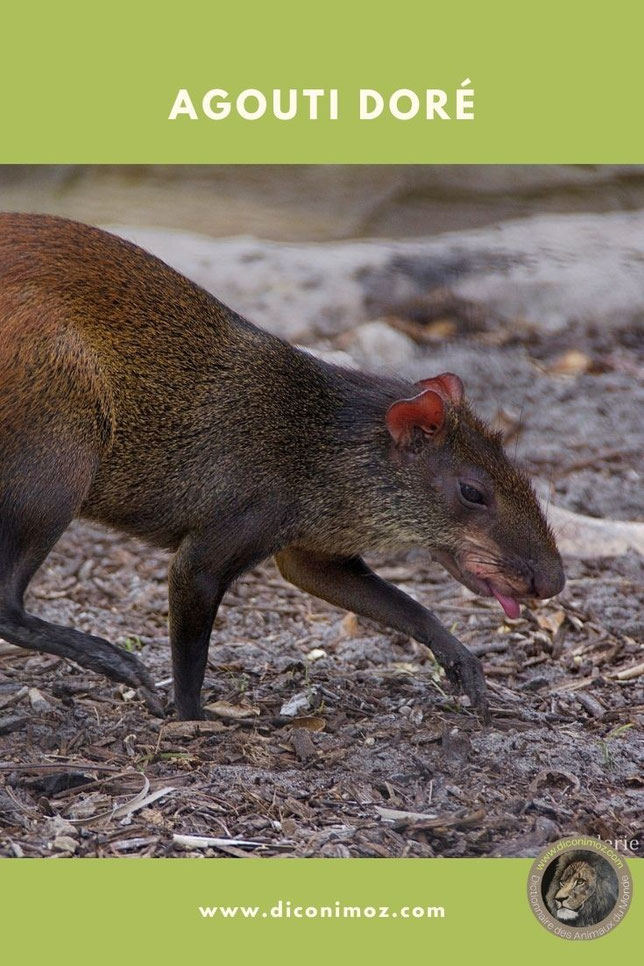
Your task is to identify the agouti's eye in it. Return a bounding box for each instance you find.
[458,482,487,507]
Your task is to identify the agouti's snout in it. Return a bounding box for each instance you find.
[531,558,566,600]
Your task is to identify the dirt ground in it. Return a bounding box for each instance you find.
[0,262,642,860]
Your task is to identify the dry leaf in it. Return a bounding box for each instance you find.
[548,349,592,374]
[424,318,457,340]
[66,793,111,821]
[529,769,580,794]
[389,662,422,675]
[290,716,326,732]
[113,785,176,820]
[536,610,566,635]
[280,692,312,717]
[340,612,359,636]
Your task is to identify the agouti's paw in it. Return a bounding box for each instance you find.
[138,687,166,718]
[443,650,490,725]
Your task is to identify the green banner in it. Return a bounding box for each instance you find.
[1,857,640,963]
[1,0,642,162]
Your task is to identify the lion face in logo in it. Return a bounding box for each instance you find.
[549,861,597,920]
[544,851,619,927]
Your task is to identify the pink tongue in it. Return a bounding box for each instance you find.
[491,589,521,620]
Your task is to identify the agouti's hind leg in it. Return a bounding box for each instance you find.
[169,534,265,720]
[0,458,163,715]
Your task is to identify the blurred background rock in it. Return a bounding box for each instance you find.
[2,164,644,240]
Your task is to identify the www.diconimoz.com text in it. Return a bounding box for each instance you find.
[199,901,446,920]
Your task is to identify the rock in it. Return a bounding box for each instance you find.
[342,321,418,368]
[51,835,78,854]
[28,688,53,713]
[296,345,356,369]
[6,165,644,241]
[112,209,644,343]
[48,816,79,839]
[540,501,644,558]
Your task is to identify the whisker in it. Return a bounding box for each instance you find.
[545,469,554,521]
[513,395,527,466]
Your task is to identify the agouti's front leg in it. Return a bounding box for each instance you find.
[275,547,490,723]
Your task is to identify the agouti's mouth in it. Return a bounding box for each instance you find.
[486,585,521,620]
[432,550,524,619]
[464,573,522,620]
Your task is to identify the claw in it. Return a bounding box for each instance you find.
[444,654,489,724]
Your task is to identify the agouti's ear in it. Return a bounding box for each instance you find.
[386,389,445,447]
[416,372,464,406]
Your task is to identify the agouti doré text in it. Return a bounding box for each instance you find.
[0,214,565,722]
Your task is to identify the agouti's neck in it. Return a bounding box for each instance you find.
[289,351,415,555]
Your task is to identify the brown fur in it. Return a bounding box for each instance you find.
[0,214,564,721]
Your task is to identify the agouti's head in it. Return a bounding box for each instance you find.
[385,373,565,618]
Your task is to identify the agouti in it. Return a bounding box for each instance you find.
[0,214,565,722]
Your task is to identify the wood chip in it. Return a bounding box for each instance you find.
[110,836,160,852]
[377,806,486,830]
[0,714,28,736]
[574,692,605,718]
[376,807,438,823]
[289,728,318,762]
[535,610,566,635]
[51,835,78,853]
[205,700,260,720]
[162,720,226,738]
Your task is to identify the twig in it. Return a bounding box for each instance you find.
[173,834,292,851]
[612,662,644,681]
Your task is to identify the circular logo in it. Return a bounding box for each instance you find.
[527,837,633,940]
